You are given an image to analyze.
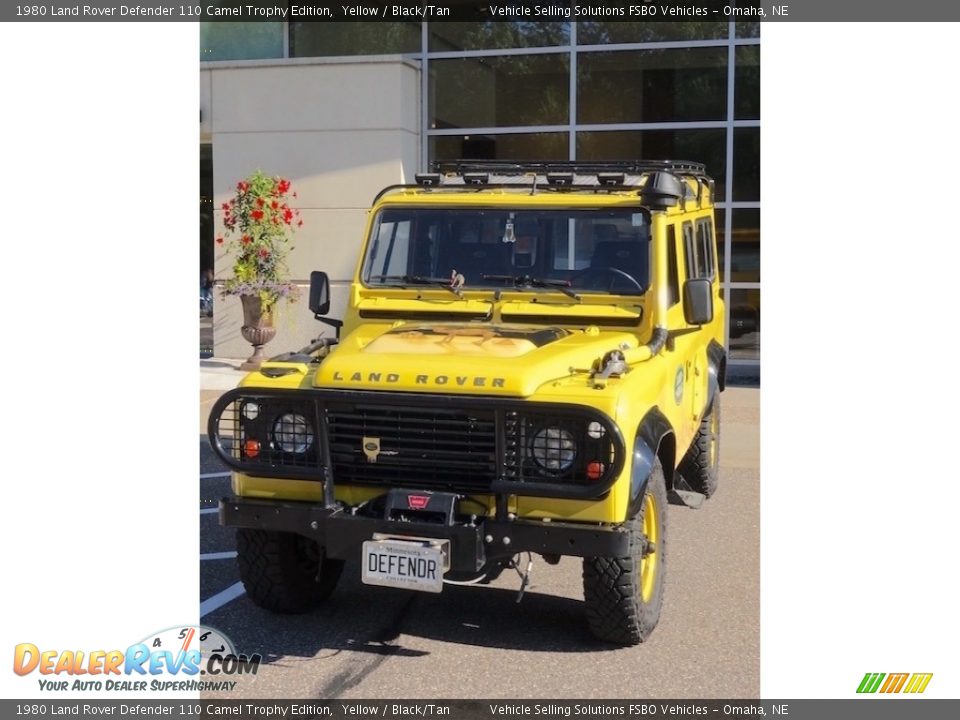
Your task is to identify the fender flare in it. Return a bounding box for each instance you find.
[627,407,674,520]
[706,339,726,412]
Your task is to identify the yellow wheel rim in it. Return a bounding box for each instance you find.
[639,492,659,602]
[709,410,719,467]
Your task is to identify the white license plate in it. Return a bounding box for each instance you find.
[361,539,445,593]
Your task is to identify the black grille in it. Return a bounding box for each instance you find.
[327,403,497,491]
[208,389,625,497]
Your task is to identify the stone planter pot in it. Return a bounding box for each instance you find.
[239,294,277,370]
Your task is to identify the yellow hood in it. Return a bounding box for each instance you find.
[314,323,636,397]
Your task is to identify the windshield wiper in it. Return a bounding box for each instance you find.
[368,274,463,298]
[481,274,581,301]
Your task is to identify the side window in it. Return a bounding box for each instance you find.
[666,225,679,306]
[696,218,716,279]
[682,221,699,280]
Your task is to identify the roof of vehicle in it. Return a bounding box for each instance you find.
[372,160,715,211]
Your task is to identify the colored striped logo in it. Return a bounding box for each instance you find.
[857,672,933,694]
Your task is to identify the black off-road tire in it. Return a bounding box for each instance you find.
[582,460,668,645]
[678,394,721,498]
[236,529,344,613]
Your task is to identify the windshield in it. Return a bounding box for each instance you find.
[362,208,651,295]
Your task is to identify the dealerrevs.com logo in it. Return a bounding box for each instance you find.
[857,672,933,694]
[13,626,260,692]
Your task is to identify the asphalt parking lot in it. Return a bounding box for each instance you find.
[199,371,759,699]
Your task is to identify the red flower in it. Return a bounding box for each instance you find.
[221,203,230,212]
[271,200,279,210]
[241,235,252,245]
[237,181,249,192]
[251,210,264,221]
[256,197,265,208]
[283,208,294,222]
[258,248,270,258]
[277,179,291,194]
[216,237,224,245]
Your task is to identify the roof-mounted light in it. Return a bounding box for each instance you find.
[415,173,441,187]
[598,173,625,186]
[546,173,574,187]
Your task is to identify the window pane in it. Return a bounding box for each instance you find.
[431,55,570,129]
[736,23,761,38]
[666,225,679,306]
[729,288,760,360]
[731,209,760,282]
[429,22,569,51]
[578,48,727,124]
[430,133,569,162]
[714,209,726,283]
[362,208,651,294]
[290,22,420,57]
[697,219,716,279]
[578,22,728,44]
[733,128,760,201]
[200,22,283,61]
[683,223,698,279]
[735,46,760,119]
[577,129,727,200]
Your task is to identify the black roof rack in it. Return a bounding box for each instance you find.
[431,159,708,178]
[400,159,715,209]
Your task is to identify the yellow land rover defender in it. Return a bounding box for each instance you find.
[208,160,726,645]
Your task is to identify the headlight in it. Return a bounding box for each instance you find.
[272,413,314,454]
[530,426,576,472]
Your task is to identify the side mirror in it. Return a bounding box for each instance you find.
[683,278,714,325]
[309,271,330,316]
[308,270,343,339]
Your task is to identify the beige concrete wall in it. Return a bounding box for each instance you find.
[202,57,420,359]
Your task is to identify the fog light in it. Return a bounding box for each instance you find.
[241,402,260,420]
[587,421,605,439]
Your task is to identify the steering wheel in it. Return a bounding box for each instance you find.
[571,267,645,293]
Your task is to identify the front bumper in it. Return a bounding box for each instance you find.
[219,496,631,572]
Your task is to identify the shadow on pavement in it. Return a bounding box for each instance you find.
[208,560,613,666]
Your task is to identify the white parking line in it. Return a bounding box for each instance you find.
[200,472,231,480]
[200,582,246,618]
[200,551,237,561]
[200,507,218,515]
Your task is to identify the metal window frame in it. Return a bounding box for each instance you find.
[412,20,760,368]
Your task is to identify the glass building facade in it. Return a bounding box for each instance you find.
[201,20,760,365]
